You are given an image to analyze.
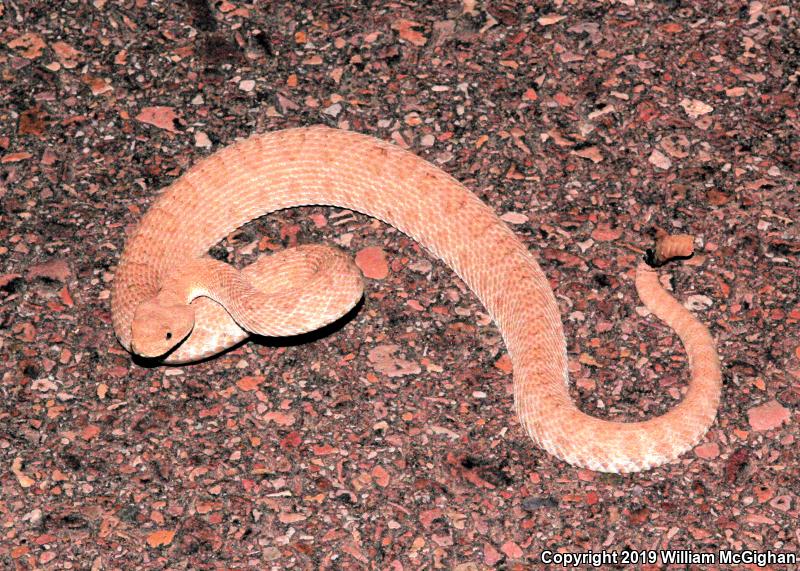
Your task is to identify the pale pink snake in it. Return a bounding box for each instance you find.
[111,126,721,473]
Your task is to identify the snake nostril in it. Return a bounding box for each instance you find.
[165,332,172,340]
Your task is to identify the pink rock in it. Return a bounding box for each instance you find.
[483,543,502,566]
[769,495,792,512]
[747,400,790,431]
[501,540,523,559]
[694,442,720,460]
[355,246,389,279]
[591,224,622,241]
[418,508,442,529]
[367,344,421,377]
[135,106,180,132]
[0,273,21,288]
[27,259,71,282]
[309,213,327,228]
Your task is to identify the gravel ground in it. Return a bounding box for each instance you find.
[1,1,798,569]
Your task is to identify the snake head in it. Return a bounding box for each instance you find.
[130,297,195,358]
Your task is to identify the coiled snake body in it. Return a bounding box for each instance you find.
[112,126,721,473]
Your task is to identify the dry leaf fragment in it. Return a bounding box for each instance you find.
[146,529,176,548]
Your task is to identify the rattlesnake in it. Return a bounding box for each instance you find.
[111,126,721,473]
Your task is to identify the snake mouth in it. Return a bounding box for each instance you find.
[130,339,167,359]
[129,326,192,359]
[130,327,194,360]
[130,332,189,361]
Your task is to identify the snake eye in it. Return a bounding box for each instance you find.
[165,332,173,340]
